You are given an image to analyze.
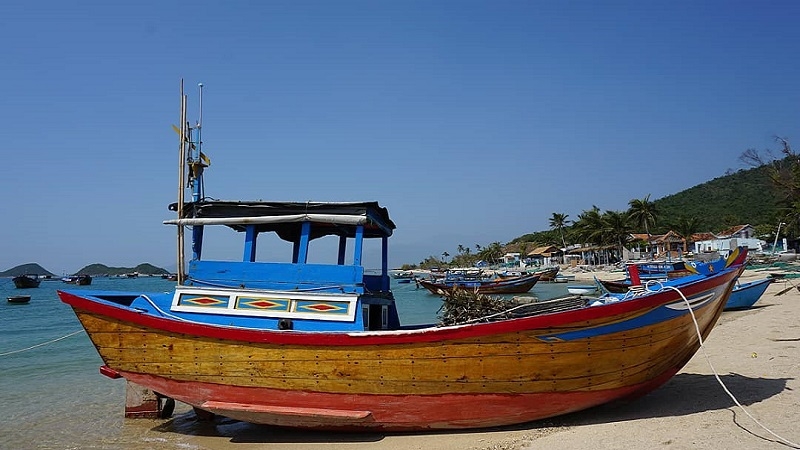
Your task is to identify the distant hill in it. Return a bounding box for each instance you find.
[505,163,784,249]
[75,263,169,276]
[651,164,780,232]
[0,263,56,278]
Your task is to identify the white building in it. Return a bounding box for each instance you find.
[692,224,765,257]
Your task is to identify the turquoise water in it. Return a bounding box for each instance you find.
[0,276,569,449]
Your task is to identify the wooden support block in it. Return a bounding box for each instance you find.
[124,380,174,419]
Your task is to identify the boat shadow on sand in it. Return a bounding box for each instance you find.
[544,372,790,427]
[148,372,789,443]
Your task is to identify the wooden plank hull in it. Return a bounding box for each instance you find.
[59,266,740,430]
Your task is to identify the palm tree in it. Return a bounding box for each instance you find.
[628,194,658,236]
[441,251,450,263]
[549,212,570,263]
[601,210,635,261]
[572,206,604,246]
[673,216,703,255]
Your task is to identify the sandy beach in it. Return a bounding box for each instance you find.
[146,266,799,450]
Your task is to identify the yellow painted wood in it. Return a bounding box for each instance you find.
[75,296,721,396]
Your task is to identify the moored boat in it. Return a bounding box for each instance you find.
[57,85,746,431]
[536,266,560,281]
[566,284,598,295]
[417,272,541,295]
[12,274,41,289]
[7,295,31,303]
[62,274,92,285]
[724,278,772,311]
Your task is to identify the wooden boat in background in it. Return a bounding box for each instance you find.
[12,274,41,289]
[497,266,559,282]
[536,266,560,281]
[57,86,746,431]
[724,278,772,310]
[417,272,541,295]
[62,274,92,285]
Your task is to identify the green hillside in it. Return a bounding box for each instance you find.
[0,263,56,277]
[651,164,781,233]
[75,263,169,276]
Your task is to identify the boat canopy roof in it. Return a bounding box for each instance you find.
[165,200,395,241]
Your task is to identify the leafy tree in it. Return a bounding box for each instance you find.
[673,216,703,254]
[571,206,604,245]
[602,210,635,258]
[628,195,658,236]
[548,212,570,257]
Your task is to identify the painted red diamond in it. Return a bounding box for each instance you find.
[247,300,279,308]
[188,297,224,305]
[306,303,339,311]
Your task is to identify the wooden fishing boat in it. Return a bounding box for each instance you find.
[596,278,632,294]
[417,272,541,295]
[597,255,733,295]
[57,86,746,431]
[62,274,92,285]
[12,274,41,289]
[496,266,559,282]
[7,295,31,303]
[536,266,560,281]
[724,278,772,311]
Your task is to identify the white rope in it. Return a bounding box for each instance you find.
[0,329,85,357]
[661,285,800,449]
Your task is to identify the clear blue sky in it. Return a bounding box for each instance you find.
[2,0,799,274]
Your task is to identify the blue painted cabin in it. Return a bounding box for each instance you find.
[74,201,402,333]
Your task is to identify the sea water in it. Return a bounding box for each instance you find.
[0,276,569,449]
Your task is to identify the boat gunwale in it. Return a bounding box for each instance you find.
[57,265,741,346]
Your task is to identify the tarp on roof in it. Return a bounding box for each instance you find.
[165,200,396,241]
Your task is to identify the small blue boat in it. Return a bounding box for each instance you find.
[724,278,772,311]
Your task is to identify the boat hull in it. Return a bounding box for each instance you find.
[417,273,540,295]
[60,266,740,430]
[724,278,771,311]
[7,295,31,303]
[13,275,41,289]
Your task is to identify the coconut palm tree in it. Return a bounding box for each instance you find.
[572,206,604,246]
[549,212,570,263]
[601,210,635,261]
[628,194,658,236]
[673,216,703,255]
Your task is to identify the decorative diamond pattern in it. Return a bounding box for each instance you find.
[182,296,227,307]
[297,302,347,313]
[236,297,290,311]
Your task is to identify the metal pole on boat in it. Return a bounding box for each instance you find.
[177,80,187,284]
[772,222,786,256]
[190,82,206,260]
[195,82,203,202]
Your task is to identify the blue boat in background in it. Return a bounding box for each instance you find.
[724,278,772,311]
